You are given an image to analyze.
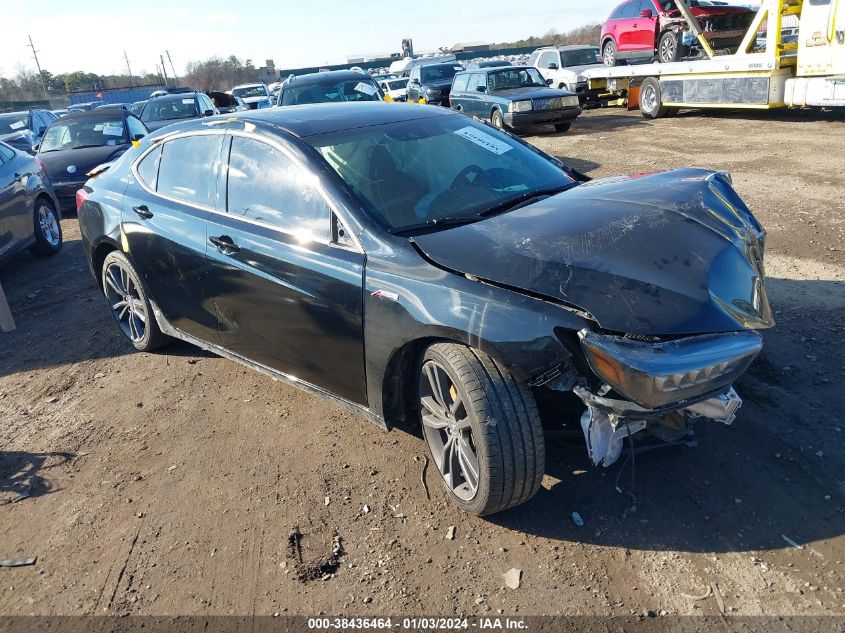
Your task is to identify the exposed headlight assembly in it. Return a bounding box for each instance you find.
[578,330,762,409]
[512,100,533,112]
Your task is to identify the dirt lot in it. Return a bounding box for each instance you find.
[1,107,843,619]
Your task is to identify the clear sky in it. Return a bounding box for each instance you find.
[0,0,619,77]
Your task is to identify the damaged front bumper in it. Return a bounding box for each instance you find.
[572,329,761,467]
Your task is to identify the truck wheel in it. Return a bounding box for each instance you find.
[658,31,686,63]
[639,77,671,119]
[603,40,618,67]
[417,343,545,516]
[491,109,505,130]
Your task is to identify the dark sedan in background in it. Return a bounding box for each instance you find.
[0,141,62,267]
[36,109,149,214]
[0,109,57,154]
[450,66,581,132]
[78,103,771,516]
[139,92,219,131]
[277,71,383,106]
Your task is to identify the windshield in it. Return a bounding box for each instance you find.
[233,85,268,98]
[0,114,29,135]
[281,79,381,105]
[488,68,547,91]
[420,65,460,83]
[387,79,408,90]
[306,115,575,233]
[561,48,600,67]
[141,97,198,122]
[39,117,127,152]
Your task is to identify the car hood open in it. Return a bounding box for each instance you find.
[412,168,773,336]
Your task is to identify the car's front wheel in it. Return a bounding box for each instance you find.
[603,40,618,67]
[658,31,686,63]
[30,198,62,256]
[418,343,545,516]
[101,250,167,352]
[491,109,505,130]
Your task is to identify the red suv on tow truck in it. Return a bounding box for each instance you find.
[600,0,756,66]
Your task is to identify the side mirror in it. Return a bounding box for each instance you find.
[132,133,145,141]
[548,63,559,70]
[410,79,419,85]
[31,143,40,153]
[476,85,487,93]
[640,9,653,18]
[203,109,214,117]
[546,78,553,86]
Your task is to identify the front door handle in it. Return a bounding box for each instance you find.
[209,235,240,255]
[132,205,153,219]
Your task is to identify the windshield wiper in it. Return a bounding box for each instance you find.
[476,185,576,219]
[72,144,108,150]
[388,216,480,236]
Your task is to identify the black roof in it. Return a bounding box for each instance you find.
[153,102,453,139]
[283,70,376,89]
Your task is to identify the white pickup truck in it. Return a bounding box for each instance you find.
[529,45,605,103]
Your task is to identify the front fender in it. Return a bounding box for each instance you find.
[364,256,592,424]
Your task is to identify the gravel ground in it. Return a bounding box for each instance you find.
[0,107,843,618]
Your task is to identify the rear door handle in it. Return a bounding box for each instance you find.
[209,235,240,255]
[132,205,153,219]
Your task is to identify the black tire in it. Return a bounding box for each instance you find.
[554,121,572,133]
[417,343,545,516]
[603,40,618,67]
[30,197,62,257]
[101,250,168,352]
[490,109,505,130]
[639,77,672,119]
[658,31,686,64]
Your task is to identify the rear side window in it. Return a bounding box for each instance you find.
[452,74,470,93]
[226,136,331,242]
[136,145,162,189]
[612,0,637,18]
[0,143,15,163]
[466,74,485,92]
[157,135,222,207]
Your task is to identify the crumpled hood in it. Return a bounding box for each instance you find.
[38,144,129,183]
[0,130,35,153]
[412,168,773,336]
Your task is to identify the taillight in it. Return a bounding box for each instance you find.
[76,188,89,213]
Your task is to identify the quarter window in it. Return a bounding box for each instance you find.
[226,136,331,242]
[452,74,470,93]
[157,135,222,207]
[136,145,162,189]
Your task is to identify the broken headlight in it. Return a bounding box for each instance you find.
[578,329,762,410]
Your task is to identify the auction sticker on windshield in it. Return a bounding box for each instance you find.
[355,82,377,95]
[10,121,25,130]
[182,99,194,104]
[102,123,123,136]
[453,126,512,155]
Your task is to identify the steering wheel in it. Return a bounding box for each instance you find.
[450,164,486,190]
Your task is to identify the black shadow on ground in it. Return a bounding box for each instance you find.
[0,450,75,503]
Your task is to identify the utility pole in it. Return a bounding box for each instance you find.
[123,50,136,88]
[166,50,178,84]
[160,54,170,87]
[27,35,50,104]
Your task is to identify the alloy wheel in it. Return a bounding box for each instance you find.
[641,84,658,114]
[604,43,616,66]
[419,360,480,501]
[38,204,60,247]
[104,262,147,343]
[660,36,677,63]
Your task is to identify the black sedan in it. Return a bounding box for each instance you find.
[36,110,149,214]
[78,103,772,516]
[0,141,62,267]
[139,92,219,132]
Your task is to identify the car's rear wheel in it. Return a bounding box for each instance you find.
[603,40,618,67]
[658,31,686,63]
[417,343,545,516]
[554,121,572,133]
[101,251,167,352]
[491,109,505,130]
[639,77,672,119]
[30,198,62,256]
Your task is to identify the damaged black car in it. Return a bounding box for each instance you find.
[77,103,772,516]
